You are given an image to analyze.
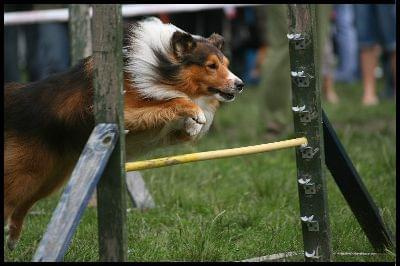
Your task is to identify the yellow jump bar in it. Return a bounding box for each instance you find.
[125,137,307,172]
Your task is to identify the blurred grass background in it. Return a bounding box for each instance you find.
[4,80,396,262]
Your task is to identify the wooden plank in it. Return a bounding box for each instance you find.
[322,110,395,252]
[126,172,155,210]
[32,123,118,262]
[69,4,92,66]
[239,251,300,262]
[92,4,127,262]
[239,251,380,262]
[287,4,332,261]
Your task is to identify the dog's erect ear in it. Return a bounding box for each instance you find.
[207,33,224,51]
[171,31,196,58]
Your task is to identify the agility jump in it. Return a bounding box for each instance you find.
[125,137,308,172]
[31,4,394,262]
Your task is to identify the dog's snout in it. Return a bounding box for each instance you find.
[234,80,245,92]
[227,70,244,93]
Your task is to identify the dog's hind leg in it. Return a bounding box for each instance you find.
[6,199,36,250]
[4,204,14,224]
[4,204,15,235]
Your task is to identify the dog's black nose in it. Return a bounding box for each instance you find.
[235,80,245,92]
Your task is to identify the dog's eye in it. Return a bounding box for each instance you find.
[206,63,217,70]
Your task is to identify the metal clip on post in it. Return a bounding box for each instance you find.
[287,33,310,50]
[301,215,319,232]
[292,105,317,123]
[298,175,316,194]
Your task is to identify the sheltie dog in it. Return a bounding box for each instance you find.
[4,17,244,249]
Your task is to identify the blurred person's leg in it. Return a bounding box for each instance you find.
[322,34,339,104]
[251,45,268,81]
[360,45,380,105]
[35,23,70,81]
[316,4,333,82]
[244,48,259,84]
[259,4,332,139]
[333,4,358,83]
[258,4,292,139]
[4,26,21,82]
[318,5,338,103]
[354,4,380,106]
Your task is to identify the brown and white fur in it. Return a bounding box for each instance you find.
[4,17,244,249]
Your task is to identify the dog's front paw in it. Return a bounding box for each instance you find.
[184,110,206,136]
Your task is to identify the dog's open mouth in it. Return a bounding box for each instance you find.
[208,87,235,101]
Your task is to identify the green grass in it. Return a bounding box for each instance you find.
[4,80,396,262]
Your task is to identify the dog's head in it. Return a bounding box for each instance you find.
[171,31,244,102]
[124,17,244,102]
